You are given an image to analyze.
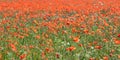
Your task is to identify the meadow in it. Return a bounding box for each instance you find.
[0,0,120,60]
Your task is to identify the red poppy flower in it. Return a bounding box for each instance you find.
[118,34,120,37]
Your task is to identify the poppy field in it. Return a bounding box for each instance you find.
[0,0,120,60]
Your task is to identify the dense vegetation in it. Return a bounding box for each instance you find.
[0,0,120,60]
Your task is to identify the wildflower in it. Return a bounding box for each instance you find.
[109,53,113,57]
[0,53,2,60]
[114,40,120,45]
[19,23,25,27]
[79,44,83,47]
[117,34,120,37]
[110,49,115,53]
[93,41,98,45]
[66,46,76,51]
[13,32,19,37]
[9,44,17,52]
[13,25,18,30]
[81,24,86,28]
[45,48,50,52]
[72,28,77,33]
[41,52,45,58]
[103,56,109,60]
[83,29,89,34]
[73,37,80,43]
[32,29,38,33]
[45,34,49,38]
[95,45,102,49]
[0,27,4,32]
[118,55,120,59]
[35,35,40,39]
[23,28,29,33]
[29,45,34,49]
[103,39,109,43]
[104,20,109,26]
[90,31,95,35]
[20,54,27,60]
[6,26,10,30]
[56,53,60,58]
[18,35,24,39]
[45,47,53,53]
[66,22,70,25]
[89,57,95,60]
